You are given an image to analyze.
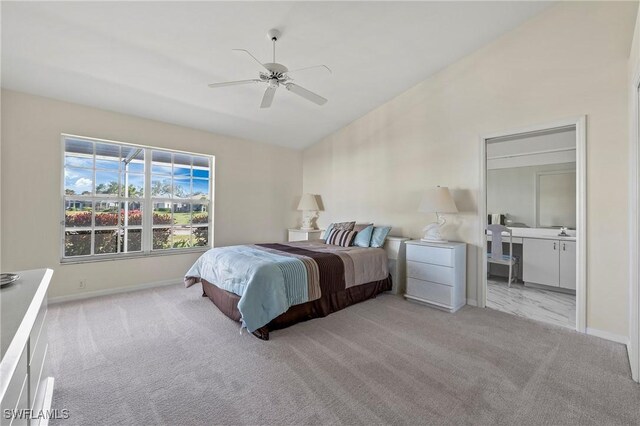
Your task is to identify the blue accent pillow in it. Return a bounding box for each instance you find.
[352,225,374,247]
[322,223,334,240]
[370,226,391,248]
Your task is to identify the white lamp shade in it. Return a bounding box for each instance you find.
[418,186,458,213]
[297,193,319,211]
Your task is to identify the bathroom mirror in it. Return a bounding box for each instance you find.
[486,127,577,229]
[487,162,576,229]
[536,170,576,229]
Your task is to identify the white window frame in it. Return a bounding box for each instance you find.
[60,134,214,263]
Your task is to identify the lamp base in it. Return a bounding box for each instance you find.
[421,237,449,243]
[422,216,447,243]
[300,210,318,230]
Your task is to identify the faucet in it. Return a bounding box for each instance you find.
[558,227,569,237]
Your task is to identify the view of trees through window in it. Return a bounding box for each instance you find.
[63,136,212,259]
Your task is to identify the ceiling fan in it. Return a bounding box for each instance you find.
[208,29,331,108]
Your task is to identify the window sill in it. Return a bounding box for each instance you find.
[60,246,211,265]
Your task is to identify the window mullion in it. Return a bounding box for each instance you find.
[143,148,152,253]
[117,146,122,254]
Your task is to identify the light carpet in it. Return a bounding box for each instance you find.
[48,284,639,425]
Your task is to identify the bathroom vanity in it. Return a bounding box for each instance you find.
[487,228,576,292]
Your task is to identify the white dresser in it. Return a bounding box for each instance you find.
[405,240,467,312]
[288,228,324,242]
[1,269,55,426]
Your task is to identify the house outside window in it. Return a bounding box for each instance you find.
[62,135,213,261]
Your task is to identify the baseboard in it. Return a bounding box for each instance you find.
[628,344,638,382]
[586,327,629,345]
[466,299,478,307]
[49,279,181,304]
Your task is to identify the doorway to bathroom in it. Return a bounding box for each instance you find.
[478,117,586,332]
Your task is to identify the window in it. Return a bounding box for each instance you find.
[62,135,213,261]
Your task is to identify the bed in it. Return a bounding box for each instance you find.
[184,239,401,340]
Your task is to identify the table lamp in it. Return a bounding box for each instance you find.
[297,194,319,230]
[418,186,458,243]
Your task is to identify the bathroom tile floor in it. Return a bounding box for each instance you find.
[487,278,575,329]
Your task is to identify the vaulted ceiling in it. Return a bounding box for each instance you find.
[2,1,551,149]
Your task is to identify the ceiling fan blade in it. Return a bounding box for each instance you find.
[232,49,270,72]
[208,79,261,88]
[285,83,327,106]
[287,64,332,75]
[260,86,277,109]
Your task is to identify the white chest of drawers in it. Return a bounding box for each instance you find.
[404,240,467,312]
[1,269,55,426]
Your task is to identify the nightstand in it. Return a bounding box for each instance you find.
[288,228,324,242]
[404,240,467,312]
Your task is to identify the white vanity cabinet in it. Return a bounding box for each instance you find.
[559,240,576,290]
[523,238,575,290]
[522,238,559,287]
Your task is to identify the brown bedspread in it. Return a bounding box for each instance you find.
[202,273,392,340]
[257,243,346,295]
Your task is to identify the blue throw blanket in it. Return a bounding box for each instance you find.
[185,245,310,332]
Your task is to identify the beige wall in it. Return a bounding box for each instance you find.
[303,2,637,337]
[632,5,640,78]
[628,3,640,379]
[1,90,302,298]
[0,92,2,274]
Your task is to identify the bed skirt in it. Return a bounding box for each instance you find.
[201,274,392,340]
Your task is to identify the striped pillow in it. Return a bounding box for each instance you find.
[322,221,356,240]
[325,228,356,247]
